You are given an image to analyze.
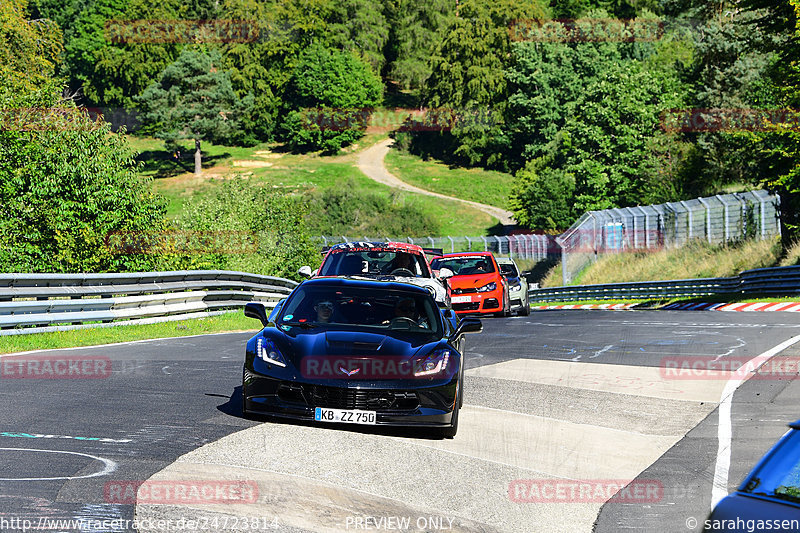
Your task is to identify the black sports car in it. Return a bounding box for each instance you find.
[242,277,482,438]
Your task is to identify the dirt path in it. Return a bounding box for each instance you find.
[357,139,516,226]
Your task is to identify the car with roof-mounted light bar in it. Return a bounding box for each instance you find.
[297,242,456,332]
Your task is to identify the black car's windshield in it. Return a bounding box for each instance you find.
[319,249,431,278]
[278,285,442,336]
[499,263,519,277]
[741,429,800,503]
[431,256,495,275]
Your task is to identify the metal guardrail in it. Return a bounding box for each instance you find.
[528,265,800,302]
[0,270,297,336]
[557,190,781,285]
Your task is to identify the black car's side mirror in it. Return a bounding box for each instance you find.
[449,317,482,342]
[244,302,269,327]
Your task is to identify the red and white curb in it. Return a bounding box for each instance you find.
[662,301,800,312]
[531,303,638,311]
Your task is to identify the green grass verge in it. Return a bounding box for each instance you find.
[384,148,514,209]
[0,311,259,355]
[135,135,499,235]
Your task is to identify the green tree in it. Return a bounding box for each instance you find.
[0,0,168,275]
[328,0,389,74]
[178,179,319,280]
[385,0,455,90]
[137,48,253,175]
[737,0,800,237]
[509,162,576,230]
[420,0,547,168]
[282,43,382,153]
[1,0,62,94]
[502,11,691,224]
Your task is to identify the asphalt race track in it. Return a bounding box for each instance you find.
[1,310,800,533]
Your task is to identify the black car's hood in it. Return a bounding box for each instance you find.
[275,328,438,363]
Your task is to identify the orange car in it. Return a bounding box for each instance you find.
[430,252,510,316]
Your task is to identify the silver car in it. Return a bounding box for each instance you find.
[496,257,530,316]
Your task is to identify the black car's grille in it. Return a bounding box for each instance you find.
[453,302,480,311]
[452,287,477,295]
[277,383,419,411]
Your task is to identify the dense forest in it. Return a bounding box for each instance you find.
[2,0,800,274]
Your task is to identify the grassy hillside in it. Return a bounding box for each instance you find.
[541,238,784,287]
[384,148,514,209]
[132,135,499,236]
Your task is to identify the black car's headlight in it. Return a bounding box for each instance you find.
[476,282,496,292]
[414,349,451,377]
[256,337,287,368]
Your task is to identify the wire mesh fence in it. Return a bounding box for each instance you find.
[556,190,781,285]
[314,234,560,261]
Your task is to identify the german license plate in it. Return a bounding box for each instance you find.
[314,407,376,425]
[451,295,472,303]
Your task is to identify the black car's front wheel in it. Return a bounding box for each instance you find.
[441,378,462,438]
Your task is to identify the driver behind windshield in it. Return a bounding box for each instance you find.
[313,299,337,323]
[382,253,417,276]
[383,297,429,328]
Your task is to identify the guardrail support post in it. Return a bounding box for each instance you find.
[448,236,454,253]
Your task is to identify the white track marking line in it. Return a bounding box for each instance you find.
[711,334,800,509]
[0,330,257,357]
